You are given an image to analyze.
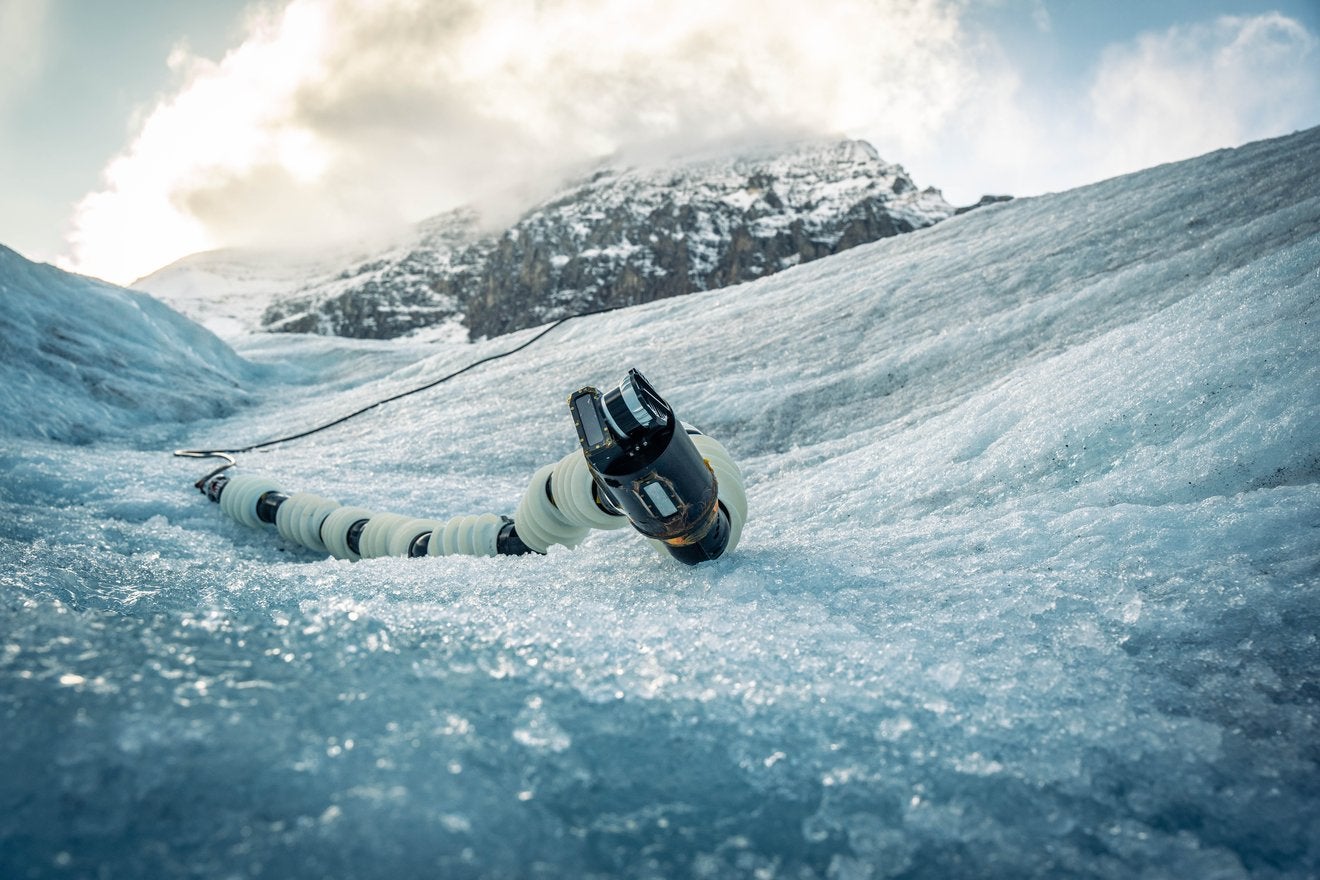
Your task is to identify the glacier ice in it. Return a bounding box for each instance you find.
[0,247,256,444]
[1,127,1319,878]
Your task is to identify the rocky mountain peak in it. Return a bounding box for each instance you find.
[142,139,955,340]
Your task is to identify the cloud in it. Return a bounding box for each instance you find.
[1029,0,1051,34]
[64,0,1001,284]
[0,0,50,106]
[62,2,1320,286]
[1087,13,1319,181]
[920,12,1320,204]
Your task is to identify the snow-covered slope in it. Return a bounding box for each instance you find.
[0,245,255,443]
[2,127,1318,879]
[129,244,375,340]
[132,210,480,342]
[136,140,952,341]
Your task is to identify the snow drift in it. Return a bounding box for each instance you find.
[1,127,1318,879]
[0,246,254,443]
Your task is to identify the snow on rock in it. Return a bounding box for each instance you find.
[0,246,255,443]
[137,140,950,342]
[462,139,953,339]
[0,127,1318,879]
[131,211,478,342]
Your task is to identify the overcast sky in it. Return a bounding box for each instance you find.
[2,0,1317,285]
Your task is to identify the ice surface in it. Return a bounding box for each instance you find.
[2,128,1319,879]
[0,247,256,444]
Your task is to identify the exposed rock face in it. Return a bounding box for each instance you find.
[456,141,952,338]
[149,140,955,341]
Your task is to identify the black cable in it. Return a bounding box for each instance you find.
[173,305,623,463]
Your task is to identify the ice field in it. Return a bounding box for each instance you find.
[1,126,1318,878]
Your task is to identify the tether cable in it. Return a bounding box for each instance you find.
[173,305,625,466]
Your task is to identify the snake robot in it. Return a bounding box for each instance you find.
[190,370,747,566]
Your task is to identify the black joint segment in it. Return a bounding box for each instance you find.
[346,519,369,556]
[496,518,539,556]
[408,531,431,558]
[256,491,288,525]
[203,474,230,504]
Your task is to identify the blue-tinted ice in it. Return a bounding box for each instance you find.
[2,128,1318,878]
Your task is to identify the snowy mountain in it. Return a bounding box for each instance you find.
[127,242,395,341]
[136,140,953,340]
[2,126,1318,879]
